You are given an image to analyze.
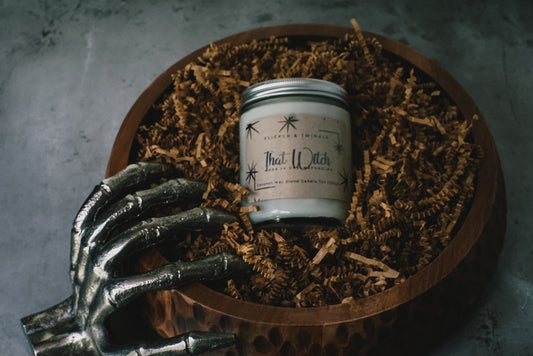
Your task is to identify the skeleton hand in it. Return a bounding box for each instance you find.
[21,163,250,355]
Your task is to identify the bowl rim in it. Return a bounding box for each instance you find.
[106,23,501,326]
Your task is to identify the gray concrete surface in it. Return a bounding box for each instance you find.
[1,0,531,354]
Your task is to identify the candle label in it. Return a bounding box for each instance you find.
[243,113,351,203]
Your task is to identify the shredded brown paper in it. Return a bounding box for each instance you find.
[135,19,481,307]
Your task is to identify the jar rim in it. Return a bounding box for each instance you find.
[241,78,348,110]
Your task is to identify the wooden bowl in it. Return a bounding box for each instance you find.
[106,25,506,356]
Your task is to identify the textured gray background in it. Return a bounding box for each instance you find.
[1,0,532,354]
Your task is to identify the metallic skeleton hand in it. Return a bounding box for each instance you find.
[21,163,250,355]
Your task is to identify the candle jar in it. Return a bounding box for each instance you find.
[239,78,352,225]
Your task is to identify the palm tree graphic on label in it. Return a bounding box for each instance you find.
[338,168,349,192]
[246,121,259,140]
[246,162,258,190]
[279,114,298,133]
[246,161,275,193]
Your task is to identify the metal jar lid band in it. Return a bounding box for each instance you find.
[241,78,348,110]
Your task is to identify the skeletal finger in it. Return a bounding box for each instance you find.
[87,178,207,246]
[75,178,206,285]
[105,253,250,308]
[104,331,236,356]
[20,297,73,336]
[71,162,172,281]
[96,208,236,271]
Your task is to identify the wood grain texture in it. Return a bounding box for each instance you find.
[106,24,506,355]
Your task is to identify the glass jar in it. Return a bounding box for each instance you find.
[239,78,352,225]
